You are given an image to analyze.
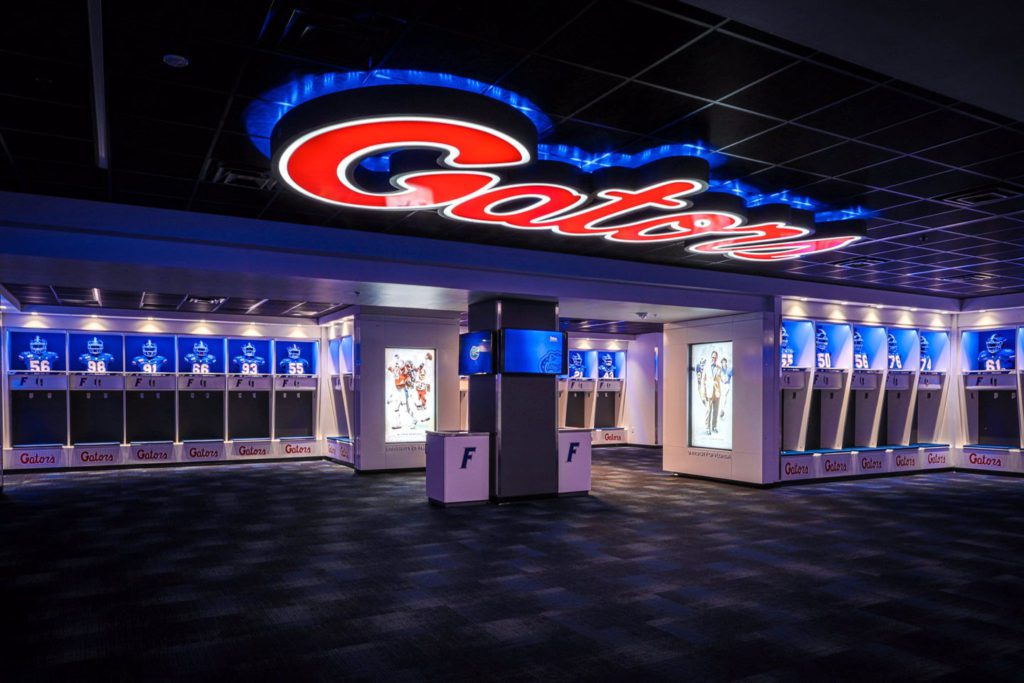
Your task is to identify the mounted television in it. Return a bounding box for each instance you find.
[500,329,567,375]
[459,331,494,375]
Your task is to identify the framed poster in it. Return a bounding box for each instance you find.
[385,348,436,443]
[689,341,733,450]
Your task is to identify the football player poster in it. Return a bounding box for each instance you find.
[385,348,436,443]
[689,341,733,450]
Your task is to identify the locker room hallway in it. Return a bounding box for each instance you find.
[3,447,1023,681]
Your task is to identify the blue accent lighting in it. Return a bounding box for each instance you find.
[248,70,873,220]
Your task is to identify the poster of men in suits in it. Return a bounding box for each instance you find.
[690,341,733,450]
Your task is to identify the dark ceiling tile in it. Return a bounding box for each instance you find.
[107,26,249,94]
[425,0,589,49]
[192,180,272,208]
[0,0,90,64]
[657,104,777,149]
[210,131,268,168]
[550,119,645,151]
[112,171,194,199]
[498,56,624,118]
[918,128,1024,167]
[719,21,817,57]
[786,141,897,177]
[540,0,706,76]
[888,170,995,201]
[108,77,228,129]
[111,143,206,180]
[24,181,108,202]
[879,201,950,222]
[381,25,525,83]
[110,113,214,157]
[0,52,92,107]
[864,222,919,240]
[953,102,1017,127]
[981,194,1024,216]
[858,190,916,211]
[2,130,95,166]
[642,30,796,100]
[904,208,989,229]
[838,156,948,188]
[721,124,842,165]
[236,52,343,101]
[975,226,1024,244]
[860,109,993,154]
[18,159,107,189]
[966,151,1024,181]
[711,154,772,179]
[796,178,873,204]
[723,61,871,120]
[745,166,823,193]
[113,191,189,211]
[575,83,704,135]
[954,243,1024,259]
[798,86,937,138]
[943,216,1024,235]
[108,0,271,45]
[0,95,93,139]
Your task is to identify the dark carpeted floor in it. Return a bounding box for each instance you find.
[3,447,1024,681]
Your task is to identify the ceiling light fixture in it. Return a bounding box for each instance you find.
[162,54,189,68]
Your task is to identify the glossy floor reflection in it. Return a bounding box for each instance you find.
[3,448,1023,680]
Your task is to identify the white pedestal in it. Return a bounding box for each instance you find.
[959,446,1019,473]
[558,429,592,494]
[425,432,490,505]
[127,442,176,465]
[180,440,226,463]
[326,437,355,465]
[70,443,122,467]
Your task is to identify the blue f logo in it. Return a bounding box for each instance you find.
[460,446,476,469]
[567,442,579,463]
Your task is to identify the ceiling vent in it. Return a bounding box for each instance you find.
[211,163,276,191]
[937,184,1018,207]
[940,273,993,283]
[188,296,227,306]
[831,256,888,268]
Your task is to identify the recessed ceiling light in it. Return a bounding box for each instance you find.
[799,297,808,302]
[162,54,190,68]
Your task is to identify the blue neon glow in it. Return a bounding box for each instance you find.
[245,69,554,158]
[248,70,874,219]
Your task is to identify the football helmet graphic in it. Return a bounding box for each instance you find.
[87,337,104,355]
[30,335,47,353]
[242,342,257,358]
[986,333,1006,355]
[852,330,864,353]
[142,339,158,359]
[815,326,829,351]
[887,333,899,355]
[287,344,302,359]
[193,340,209,358]
[780,326,789,347]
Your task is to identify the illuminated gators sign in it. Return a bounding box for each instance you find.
[268,84,864,262]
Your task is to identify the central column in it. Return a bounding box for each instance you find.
[468,298,559,501]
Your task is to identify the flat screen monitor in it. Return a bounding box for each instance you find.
[459,331,493,375]
[501,329,566,375]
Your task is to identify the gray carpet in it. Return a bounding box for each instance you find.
[3,447,1023,681]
